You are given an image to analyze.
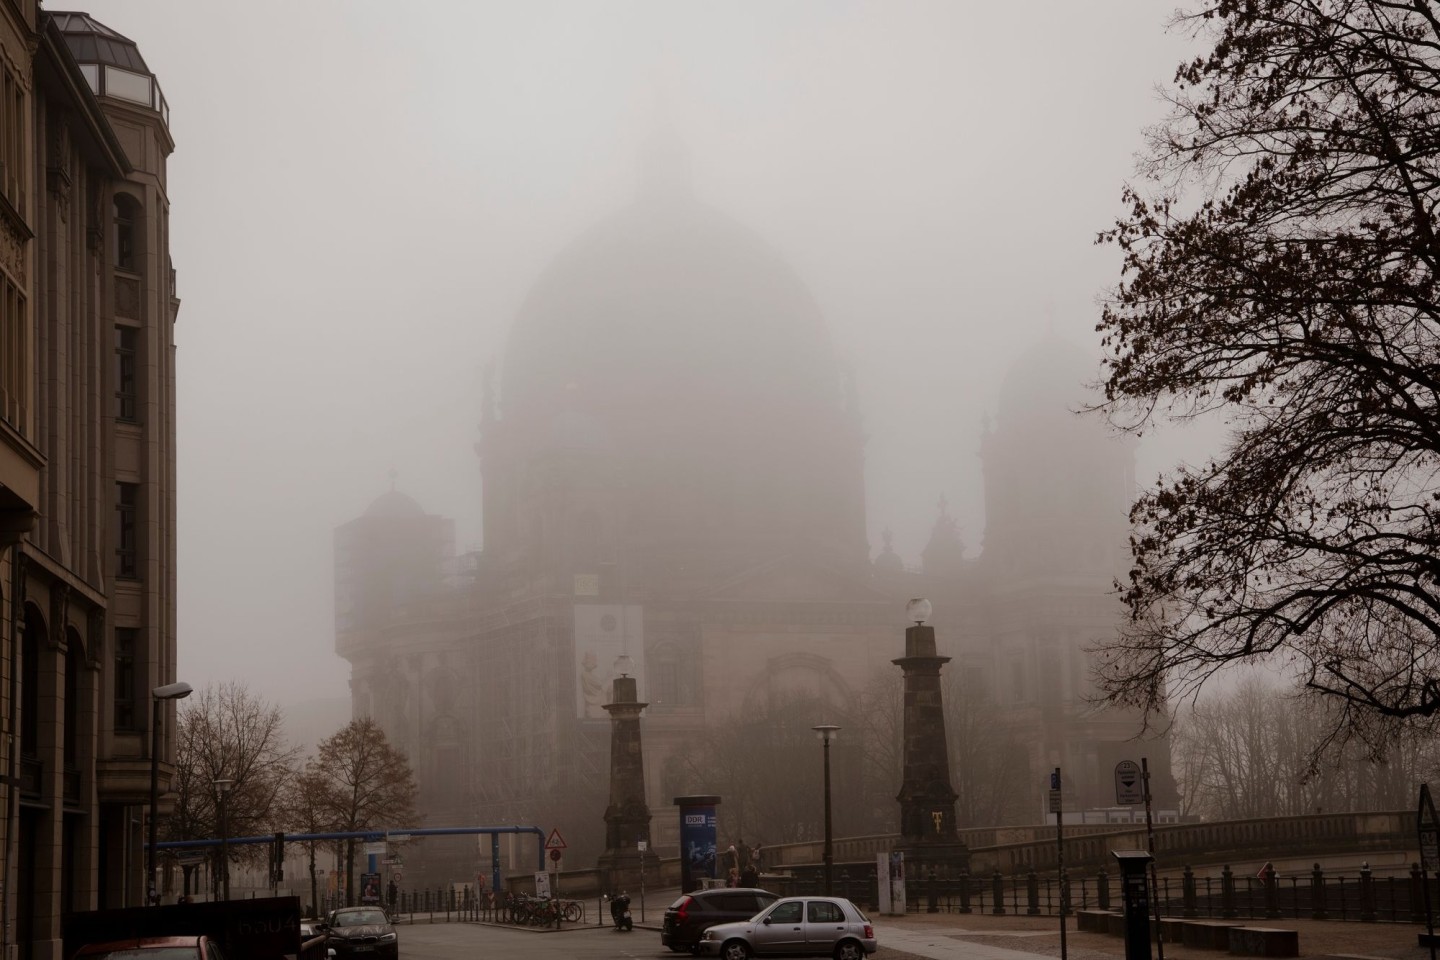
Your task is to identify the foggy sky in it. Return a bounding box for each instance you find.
[72,1,1204,720]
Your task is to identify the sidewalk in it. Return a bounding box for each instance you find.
[871,910,1433,960]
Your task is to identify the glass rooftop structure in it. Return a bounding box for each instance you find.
[48,12,169,126]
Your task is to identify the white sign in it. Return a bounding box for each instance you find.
[534,872,551,899]
[574,604,644,719]
[877,852,906,916]
[387,833,411,843]
[638,841,648,852]
[363,842,386,856]
[1114,760,1143,805]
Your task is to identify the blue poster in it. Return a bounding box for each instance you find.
[678,802,717,892]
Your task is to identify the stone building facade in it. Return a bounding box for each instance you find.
[0,9,178,959]
[334,151,1171,881]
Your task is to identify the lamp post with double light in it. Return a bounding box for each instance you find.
[147,681,192,905]
[214,778,236,900]
[812,723,840,895]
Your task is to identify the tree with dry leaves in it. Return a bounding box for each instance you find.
[1095,0,1440,754]
[311,718,417,905]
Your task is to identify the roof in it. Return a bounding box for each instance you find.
[48,12,150,73]
[363,489,425,519]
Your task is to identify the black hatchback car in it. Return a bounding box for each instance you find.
[663,888,779,954]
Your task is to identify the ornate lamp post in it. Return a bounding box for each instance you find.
[812,724,840,895]
[147,681,192,905]
[213,778,236,900]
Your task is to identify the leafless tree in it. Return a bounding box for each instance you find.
[281,762,343,914]
[165,682,298,895]
[1093,0,1440,754]
[312,718,418,905]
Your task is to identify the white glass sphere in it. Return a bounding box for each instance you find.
[905,598,932,625]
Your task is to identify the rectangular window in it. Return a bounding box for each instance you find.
[116,482,139,578]
[114,627,138,731]
[115,326,138,421]
[0,274,25,433]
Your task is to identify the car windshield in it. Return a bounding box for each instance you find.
[91,951,197,960]
[334,911,387,926]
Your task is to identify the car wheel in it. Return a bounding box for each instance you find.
[720,940,751,960]
[834,940,864,960]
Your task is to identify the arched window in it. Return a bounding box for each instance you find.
[113,194,140,273]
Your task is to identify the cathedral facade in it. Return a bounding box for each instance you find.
[334,158,1172,881]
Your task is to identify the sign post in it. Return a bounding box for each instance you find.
[1052,768,1067,960]
[1141,758,1165,960]
[544,829,566,904]
[1419,784,1438,960]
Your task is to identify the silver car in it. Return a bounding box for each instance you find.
[697,896,877,960]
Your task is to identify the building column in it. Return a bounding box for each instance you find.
[893,620,969,873]
[596,670,657,889]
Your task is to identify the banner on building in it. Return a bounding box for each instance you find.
[574,604,644,719]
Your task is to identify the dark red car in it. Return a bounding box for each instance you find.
[663,889,778,954]
[72,936,226,960]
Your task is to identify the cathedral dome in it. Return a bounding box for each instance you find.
[503,194,840,438]
[490,176,866,571]
[364,488,425,519]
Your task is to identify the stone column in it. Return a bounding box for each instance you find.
[893,621,969,873]
[596,673,657,890]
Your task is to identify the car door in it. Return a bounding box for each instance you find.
[752,900,806,954]
[802,899,848,953]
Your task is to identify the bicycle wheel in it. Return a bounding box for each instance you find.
[563,901,582,922]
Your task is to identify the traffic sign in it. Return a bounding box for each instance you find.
[545,828,568,851]
[549,848,562,862]
[1048,789,1062,813]
[1114,760,1143,805]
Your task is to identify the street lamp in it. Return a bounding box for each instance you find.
[812,724,840,895]
[214,778,236,901]
[147,680,192,905]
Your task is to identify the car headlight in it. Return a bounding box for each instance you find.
[379,934,397,943]
[703,930,719,941]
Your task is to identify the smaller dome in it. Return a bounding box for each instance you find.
[364,489,425,519]
[50,12,150,73]
[997,336,1102,425]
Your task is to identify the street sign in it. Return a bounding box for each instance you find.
[545,828,568,851]
[387,833,411,843]
[637,840,648,852]
[363,842,386,856]
[382,858,402,866]
[549,848,562,863]
[1048,769,1062,813]
[1420,783,1439,873]
[1114,760,1143,805]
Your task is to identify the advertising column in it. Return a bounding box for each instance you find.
[673,795,720,894]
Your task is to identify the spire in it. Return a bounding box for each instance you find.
[921,496,966,578]
[874,527,904,575]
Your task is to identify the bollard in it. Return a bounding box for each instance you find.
[1182,864,1198,918]
[1098,870,1110,911]
[992,870,1006,915]
[959,870,972,914]
[1264,863,1281,920]
[1026,868,1041,915]
[1311,863,1328,920]
[1221,864,1237,919]
[928,867,939,914]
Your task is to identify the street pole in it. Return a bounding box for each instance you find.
[147,681,191,906]
[214,778,235,901]
[1142,758,1166,960]
[1054,767,1067,960]
[813,724,840,896]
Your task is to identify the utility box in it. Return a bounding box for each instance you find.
[1113,850,1154,960]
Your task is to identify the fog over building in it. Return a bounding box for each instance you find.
[334,145,1173,880]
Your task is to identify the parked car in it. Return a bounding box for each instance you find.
[663,888,779,953]
[72,936,226,960]
[697,896,876,960]
[322,907,398,960]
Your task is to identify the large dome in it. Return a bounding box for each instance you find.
[488,181,866,571]
[503,194,842,446]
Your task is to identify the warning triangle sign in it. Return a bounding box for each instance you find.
[545,828,567,850]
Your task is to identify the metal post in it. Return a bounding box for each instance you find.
[1055,767,1067,960]
[1141,759,1164,960]
[147,697,162,906]
[822,733,834,895]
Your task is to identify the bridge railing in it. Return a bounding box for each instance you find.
[791,862,1433,924]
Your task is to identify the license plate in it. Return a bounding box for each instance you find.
[353,947,374,953]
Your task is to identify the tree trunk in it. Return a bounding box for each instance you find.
[308,844,319,917]
[345,838,355,907]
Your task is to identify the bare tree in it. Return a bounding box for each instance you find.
[312,718,418,905]
[1093,0,1440,752]
[281,762,342,914]
[165,682,297,895]
[942,670,1032,828]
